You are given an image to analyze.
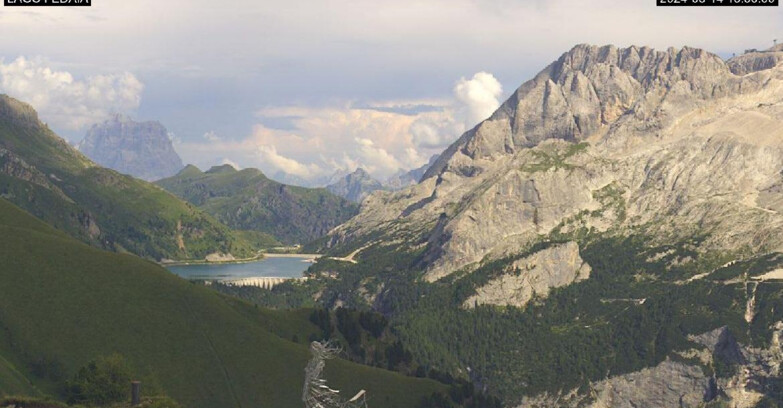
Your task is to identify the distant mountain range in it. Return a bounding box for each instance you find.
[78,115,183,181]
[157,164,358,245]
[325,155,439,203]
[326,168,384,203]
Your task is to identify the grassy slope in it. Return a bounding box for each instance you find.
[157,165,358,245]
[0,95,257,261]
[0,353,40,397]
[0,198,444,407]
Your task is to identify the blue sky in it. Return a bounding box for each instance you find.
[0,0,781,184]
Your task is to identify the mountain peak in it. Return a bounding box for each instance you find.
[78,116,184,181]
[339,42,783,284]
[327,168,384,203]
[177,164,203,177]
[350,167,371,178]
[0,94,42,129]
[552,44,727,87]
[206,164,238,174]
[423,44,759,180]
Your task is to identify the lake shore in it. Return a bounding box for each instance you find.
[261,253,320,260]
[159,252,320,267]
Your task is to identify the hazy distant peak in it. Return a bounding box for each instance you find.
[327,167,384,203]
[78,116,184,181]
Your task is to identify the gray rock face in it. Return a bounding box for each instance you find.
[519,361,714,407]
[464,242,590,308]
[519,324,783,408]
[326,168,384,203]
[691,326,746,365]
[588,360,713,408]
[329,43,783,281]
[728,45,783,75]
[78,115,183,181]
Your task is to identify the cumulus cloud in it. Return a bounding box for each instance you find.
[257,145,322,179]
[411,72,503,151]
[176,72,503,185]
[203,130,220,142]
[0,56,143,131]
[454,72,503,127]
[248,106,426,181]
[220,158,241,170]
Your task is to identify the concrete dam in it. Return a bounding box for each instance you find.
[221,276,307,289]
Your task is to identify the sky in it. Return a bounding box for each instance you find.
[0,0,781,185]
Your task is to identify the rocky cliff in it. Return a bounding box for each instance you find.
[464,241,590,308]
[328,44,783,282]
[519,325,783,408]
[78,115,184,181]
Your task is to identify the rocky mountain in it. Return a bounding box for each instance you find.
[157,164,358,245]
[463,241,591,309]
[78,115,183,181]
[331,43,783,281]
[0,95,257,261]
[271,43,783,405]
[326,168,384,203]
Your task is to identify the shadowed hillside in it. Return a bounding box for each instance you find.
[0,197,445,408]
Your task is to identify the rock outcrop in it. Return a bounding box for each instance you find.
[728,45,783,76]
[464,242,590,308]
[78,115,184,181]
[328,44,783,281]
[519,324,783,408]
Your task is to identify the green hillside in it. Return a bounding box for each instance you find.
[0,95,258,261]
[157,165,358,245]
[0,198,445,407]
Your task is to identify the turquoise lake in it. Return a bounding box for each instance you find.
[166,256,313,281]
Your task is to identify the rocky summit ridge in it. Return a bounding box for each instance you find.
[328,43,783,281]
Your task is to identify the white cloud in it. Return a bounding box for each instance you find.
[454,72,503,127]
[411,72,503,151]
[0,0,779,80]
[220,158,241,170]
[175,71,504,184]
[257,145,322,179]
[0,56,143,131]
[354,138,403,175]
[248,106,427,180]
[203,130,220,142]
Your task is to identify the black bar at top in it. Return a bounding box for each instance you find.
[658,0,777,5]
[4,0,91,6]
